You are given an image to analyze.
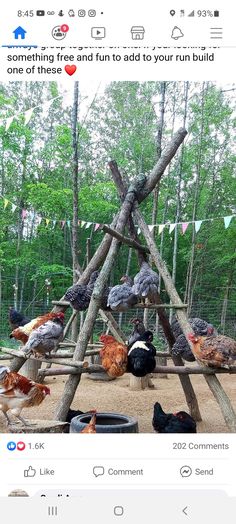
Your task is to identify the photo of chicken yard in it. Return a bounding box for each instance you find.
[0,81,235,434]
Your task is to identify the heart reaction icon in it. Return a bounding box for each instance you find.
[65,65,77,76]
[17,441,26,451]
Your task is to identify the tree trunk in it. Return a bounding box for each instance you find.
[71,81,80,342]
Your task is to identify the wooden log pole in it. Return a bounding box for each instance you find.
[101,225,149,254]
[109,156,202,420]
[54,175,147,420]
[134,208,236,432]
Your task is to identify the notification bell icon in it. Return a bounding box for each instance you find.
[171,26,184,40]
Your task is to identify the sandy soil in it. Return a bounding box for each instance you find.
[1,365,236,433]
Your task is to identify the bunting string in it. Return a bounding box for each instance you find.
[0,195,235,236]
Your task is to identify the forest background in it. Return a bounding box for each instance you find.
[0,81,235,341]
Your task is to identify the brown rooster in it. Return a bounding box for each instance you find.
[81,411,97,433]
[188,333,236,368]
[0,366,50,426]
[10,311,65,344]
[99,334,128,378]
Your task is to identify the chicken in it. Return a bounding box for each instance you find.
[152,402,197,433]
[0,366,50,426]
[132,262,159,303]
[127,318,145,346]
[8,307,30,330]
[107,275,138,311]
[171,317,215,362]
[171,316,215,339]
[172,334,196,362]
[10,311,65,345]
[127,330,156,377]
[64,271,99,311]
[66,408,84,424]
[23,312,65,358]
[99,334,128,377]
[188,333,236,369]
[81,411,97,433]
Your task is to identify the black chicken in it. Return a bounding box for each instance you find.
[8,307,30,331]
[172,334,196,362]
[66,409,84,423]
[64,271,99,311]
[127,330,156,377]
[152,402,197,433]
[127,318,145,346]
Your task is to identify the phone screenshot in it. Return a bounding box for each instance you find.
[0,1,235,522]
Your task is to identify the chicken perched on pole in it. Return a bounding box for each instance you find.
[22,312,65,358]
[127,331,156,377]
[171,317,215,362]
[127,318,145,346]
[132,261,159,303]
[10,311,65,345]
[107,275,138,311]
[0,366,50,426]
[64,271,99,311]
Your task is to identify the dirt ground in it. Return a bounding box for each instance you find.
[1,364,236,433]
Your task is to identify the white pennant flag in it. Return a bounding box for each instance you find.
[11,203,17,213]
[158,224,165,235]
[24,108,34,125]
[224,216,233,229]
[169,223,176,234]
[195,220,203,233]
[6,116,14,131]
[137,227,141,235]
[85,222,92,229]
[148,225,155,232]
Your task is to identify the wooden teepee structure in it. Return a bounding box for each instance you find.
[8,127,236,432]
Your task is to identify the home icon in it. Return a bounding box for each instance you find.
[13,26,27,40]
[131,26,145,40]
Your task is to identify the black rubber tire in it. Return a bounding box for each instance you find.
[70,412,139,433]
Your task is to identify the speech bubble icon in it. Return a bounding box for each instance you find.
[93,466,105,477]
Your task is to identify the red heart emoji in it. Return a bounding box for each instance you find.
[17,441,26,451]
[65,65,77,76]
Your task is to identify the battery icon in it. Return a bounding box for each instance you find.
[36,10,45,16]
[214,10,219,16]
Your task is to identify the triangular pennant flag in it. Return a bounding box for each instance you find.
[52,220,57,228]
[224,216,233,229]
[181,222,189,234]
[169,223,176,234]
[137,227,141,235]
[61,220,65,229]
[67,220,71,228]
[195,220,203,233]
[24,108,34,125]
[22,209,27,219]
[94,223,100,231]
[37,216,42,226]
[80,220,86,228]
[6,116,14,131]
[148,225,155,232]
[45,218,50,227]
[85,222,92,229]
[3,198,9,209]
[11,203,17,213]
[158,224,165,235]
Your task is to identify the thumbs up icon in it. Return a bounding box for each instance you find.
[24,466,36,478]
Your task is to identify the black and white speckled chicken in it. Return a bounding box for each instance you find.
[132,261,159,303]
[127,330,156,377]
[107,276,138,311]
[127,318,145,346]
[171,317,215,362]
[64,271,99,311]
[8,307,30,331]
